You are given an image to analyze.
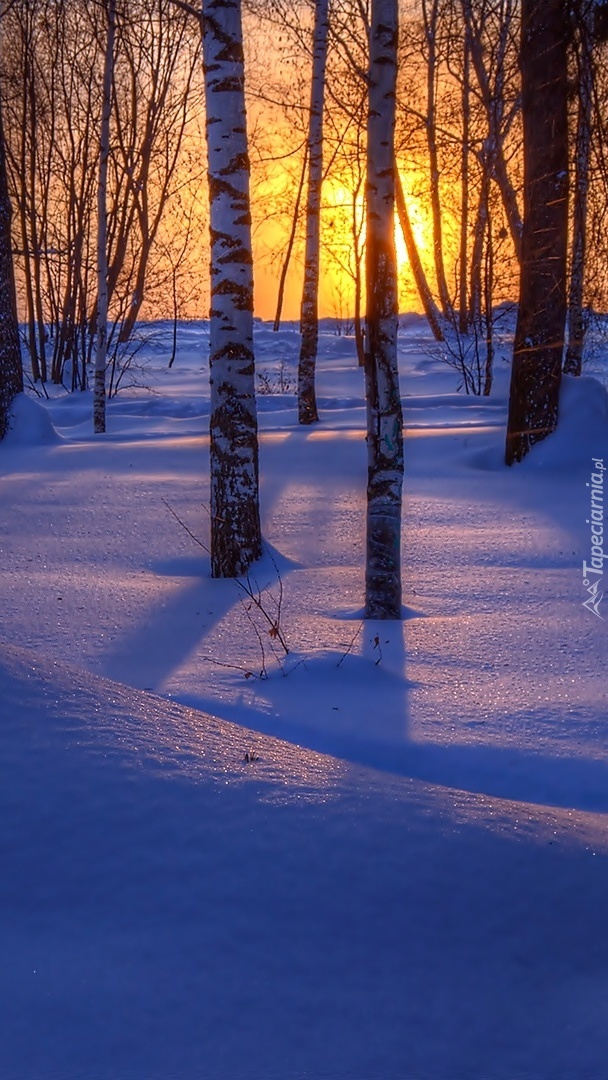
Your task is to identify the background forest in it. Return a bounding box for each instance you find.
[1,0,608,389]
[2,4,608,1076]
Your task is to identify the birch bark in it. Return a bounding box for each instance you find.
[202,0,262,576]
[297,0,330,425]
[364,0,403,620]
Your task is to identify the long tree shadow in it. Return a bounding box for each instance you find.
[100,416,608,819]
[100,424,364,689]
[165,579,608,818]
[100,543,301,690]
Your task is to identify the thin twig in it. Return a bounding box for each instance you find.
[239,598,269,679]
[168,0,200,19]
[166,501,291,670]
[200,655,262,680]
[162,498,210,554]
[238,572,290,656]
[336,621,364,667]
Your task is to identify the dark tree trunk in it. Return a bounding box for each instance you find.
[483,209,494,396]
[0,95,23,441]
[273,143,308,332]
[364,0,403,620]
[394,165,444,343]
[469,163,489,333]
[297,0,329,425]
[564,4,593,376]
[94,0,115,435]
[505,0,569,465]
[458,34,470,335]
[461,0,523,263]
[423,0,452,319]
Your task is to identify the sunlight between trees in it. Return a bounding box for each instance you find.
[1,0,608,606]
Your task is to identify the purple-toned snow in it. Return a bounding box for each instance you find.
[1,318,607,1079]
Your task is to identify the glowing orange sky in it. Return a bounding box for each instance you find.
[250,171,437,322]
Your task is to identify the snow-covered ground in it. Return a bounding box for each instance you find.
[1,317,608,1079]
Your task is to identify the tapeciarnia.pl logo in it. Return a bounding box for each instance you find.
[582,457,606,619]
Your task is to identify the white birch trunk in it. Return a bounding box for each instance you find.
[364,0,403,620]
[202,0,261,577]
[297,0,330,425]
[94,0,115,435]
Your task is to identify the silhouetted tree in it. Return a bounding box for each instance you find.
[297,0,330,425]
[505,0,569,464]
[564,0,594,376]
[0,93,23,440]
[94,0,116,434]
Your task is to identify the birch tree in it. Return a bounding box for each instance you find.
[94,0,116,435]
[0,92,23,440]
[202,0,262,576]
[505,0,569,464]
[364,0,403,620]
[297,0,330,425]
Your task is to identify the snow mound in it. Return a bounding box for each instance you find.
[519,374,608,470]
[464,374,608,471]
[2,640,608,1080]
[3,391,61,447]
[463,435,505,471]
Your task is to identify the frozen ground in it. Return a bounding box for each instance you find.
[1,317,608,1079]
